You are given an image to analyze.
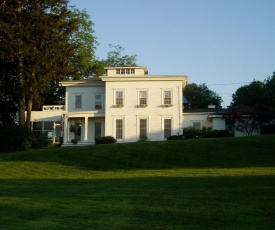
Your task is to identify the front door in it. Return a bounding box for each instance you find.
[95,122,101,138]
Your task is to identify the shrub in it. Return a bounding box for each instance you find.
[182,126,201,139]
[95,136,116,144]
[138,135,149,142]
[0,125,33,152]
[71,138,79,144]
[32,134,50,148]
[182,126,233,139]
[167,135,184,141]
[261,124,275,134]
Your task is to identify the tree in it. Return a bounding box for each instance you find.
[264,71,275,113]
[223,104,272,136]
[183,83,222,109]
[105,44,137,67]
[0,0,96,128]
[231,80,265,108]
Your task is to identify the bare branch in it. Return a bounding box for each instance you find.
[0,0,8,10]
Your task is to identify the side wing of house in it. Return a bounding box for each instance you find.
[60,79,106,144]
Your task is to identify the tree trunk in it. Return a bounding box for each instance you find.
[26,96,32,129]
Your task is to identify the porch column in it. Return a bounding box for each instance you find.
[64,116,68,143]
[84,116,88,142]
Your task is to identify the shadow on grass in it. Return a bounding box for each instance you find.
[0,175,275,230]
[1,135,275,170]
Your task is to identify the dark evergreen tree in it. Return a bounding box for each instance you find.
[183,83,222,109]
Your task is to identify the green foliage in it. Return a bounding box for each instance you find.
[183,126,201,139]
[183,126,233,139]
[137,135,149,142]
[71,138,79,144]
[32,134,50,149]
[167,135,184,140]
[183,83,222,109]
[95,136,117,144]
[105,44,137,67]
[231,80,265,107]
[0,125,33,152]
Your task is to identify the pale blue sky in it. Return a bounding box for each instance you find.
[70,0,275,107]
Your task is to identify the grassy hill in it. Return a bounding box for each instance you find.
[1,135,275,229]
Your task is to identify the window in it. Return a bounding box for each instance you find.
[140,119,147,137]
[164,119,172,138]
[115,68,135,75]
[139,91,147,105]
[164,90,172,105]
[116,91,123,105]
[116,119,123,139]
[95,95,102,109]
[75,95,82,109]
[193,122,201,130]
[95,122,101,138]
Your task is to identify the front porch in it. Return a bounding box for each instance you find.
[62,112,105,145]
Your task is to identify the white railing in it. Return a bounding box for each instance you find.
[43,105,65,111]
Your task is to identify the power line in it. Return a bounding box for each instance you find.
[207,82,251,86]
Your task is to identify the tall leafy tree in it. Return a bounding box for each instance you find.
[0,0,96,128]
[263,71,275,112]
[183,83,222,109]
[105,44,137,67]
[231,80,265,108]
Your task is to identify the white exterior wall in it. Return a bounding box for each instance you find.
[212,118,226,130]
[104,80,183,142]
[66,85,105,112]
[182,113,213,129]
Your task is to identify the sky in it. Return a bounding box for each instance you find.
[69,0,275,108]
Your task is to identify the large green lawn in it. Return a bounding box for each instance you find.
[1,135,275,229]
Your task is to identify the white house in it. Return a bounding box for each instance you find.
[29,66,261,144]
[58,66,188,144]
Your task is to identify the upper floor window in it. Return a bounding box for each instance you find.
[116,91,124,105]
[95,95,102,109]
[164,90,172,105]
[139,91,147,106]
[75,95,82,109]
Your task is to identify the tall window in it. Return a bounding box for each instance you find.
[140,119,147,137]
[164,91,172,105]
[95,95,102,109]
[116,119,123,139]
[139,91,147,105]
[164,119,171,138]
[75,95,82,109]
[116,91,123,105]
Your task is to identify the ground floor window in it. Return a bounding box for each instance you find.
[116,119,123,139]
[164,118,172,138]
[193,122,201,130]
[140,119,147,138]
